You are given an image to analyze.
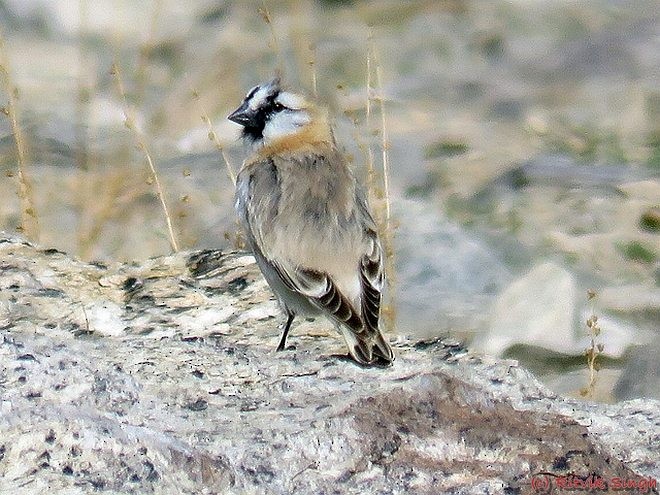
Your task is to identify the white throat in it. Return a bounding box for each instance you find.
[262,110,311,143]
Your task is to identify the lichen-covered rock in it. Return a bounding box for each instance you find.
[0,234,658,494]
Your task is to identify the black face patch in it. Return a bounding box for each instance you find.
[241,90,286,143]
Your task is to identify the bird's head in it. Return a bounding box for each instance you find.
[228,78,326,147]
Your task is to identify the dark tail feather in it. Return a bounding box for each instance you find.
[372,331,395,365]
[342,327,395,367]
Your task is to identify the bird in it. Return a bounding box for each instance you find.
[228,77,394,367]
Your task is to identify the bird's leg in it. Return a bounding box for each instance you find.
[277,312,295,351]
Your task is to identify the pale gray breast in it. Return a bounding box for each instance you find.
[277,153,360,230]
[235,158,281,252]
[238,152,370,305]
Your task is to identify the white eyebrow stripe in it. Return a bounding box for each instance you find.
[246,85,259,99]
[276,92,307,109]
[248,85,272,110]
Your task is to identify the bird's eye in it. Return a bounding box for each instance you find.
[273,103,285,112]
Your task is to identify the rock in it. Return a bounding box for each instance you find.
[617,180,660,202]
[615,338,660,401]
[500,155,648,191]
[0,234,658,494]
[474,262,578,356]
[599,284,660,315]
[474,262,654,359]
[393,199,511,339]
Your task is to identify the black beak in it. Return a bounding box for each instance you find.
[228,101,255,127]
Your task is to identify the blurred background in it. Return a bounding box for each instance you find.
[0,0,658,402]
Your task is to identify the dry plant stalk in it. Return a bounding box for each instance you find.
[364,34,377,198]
[187,81,244,249]
[366,33,397,333]
[78,169,146,259]
[135,0,163,105]
[188,84,236,185]
[75,0,98,257]
[110,60,179,252]
[288,2,315,95]
[375,65,392,230]
[0,29,40,241]
[75,0,91,172]
[259,1,283,74]
[581,289,604,397]
[309,43,318,98]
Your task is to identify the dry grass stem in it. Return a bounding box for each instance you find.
[581,289,604,398]
[75,0,91,171]
[111,60,179,252]
[310,63,317,98]
[364,36,377,198]
[0,29,39,241]
[375,64,392,230]
[309,44,318,98]
[185,81,241,249]
[259,1,283,74]
[366,33,397,333]
[189,82,236,185]
[77,169,144,259]
[135,0,163,104]
[75,0,98,257]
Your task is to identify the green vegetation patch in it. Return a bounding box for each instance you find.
[639,208,660,233]
[647,133,660,170]
[617,240,657,263]
[424,140,469,159]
